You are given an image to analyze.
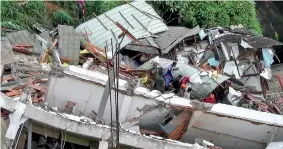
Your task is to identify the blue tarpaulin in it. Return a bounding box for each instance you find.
[262,48,274,68]
[208,58,220,67]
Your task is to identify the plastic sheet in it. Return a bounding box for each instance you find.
[199,30,207,40]
[260,68,272,79]
[223,61,244,79]
[227,87,242,105]
[5,103,27,139]
[208,58,220,67]
[262,48,274,68]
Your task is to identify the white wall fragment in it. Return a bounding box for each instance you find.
[5,103,27,140]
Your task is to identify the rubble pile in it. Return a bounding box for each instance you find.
[178,27,283,114]
[1,1,283,149]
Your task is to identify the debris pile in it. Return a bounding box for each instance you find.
[170,26,283,114]
[1,1,283,149]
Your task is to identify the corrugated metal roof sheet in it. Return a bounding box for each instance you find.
[75,1,168,56]
[231,28,257,36]
[124,37,159,54]
[124,26,200,54]
[156,26,201,53]
[137,57,229,98]
[214,33,283,48]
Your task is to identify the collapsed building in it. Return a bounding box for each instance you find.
[1,1,283,149]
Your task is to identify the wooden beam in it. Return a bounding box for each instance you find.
[116,22,138,42]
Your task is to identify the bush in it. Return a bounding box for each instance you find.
[150,1,262,34]
[53,10,73,25]
[1,1,127,31]
[1,1,51,31]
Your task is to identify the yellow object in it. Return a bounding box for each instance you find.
[40,49,50,64]
[140,74,149,85]
[62,63,69,67]
[212,70,219,80]
[48,55,52,62]
[80,49,89,54]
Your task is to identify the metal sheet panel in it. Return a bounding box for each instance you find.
[156,26,201,53]
[240,64,262,92]
[215,33,283,48]
[75,1,168,56]
[124,26,201,54]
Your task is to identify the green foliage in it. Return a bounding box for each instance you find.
[1,21,23,30]
[1,1,51,31]
[275,31,280,40]
[2,1,262,35]
[0,1,125,31]
[96,1,126,15]
[151,1,262,34]
[85,1,102,17]
[53,10,73,25]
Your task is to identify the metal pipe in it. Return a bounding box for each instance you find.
[93,12,108,30]
[119,11,134,29]
[27,120,32,149]
[12,123,24,149]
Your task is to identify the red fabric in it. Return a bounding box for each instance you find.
[181,76,190,84]
[203,97,216,103]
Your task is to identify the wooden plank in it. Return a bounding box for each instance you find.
[6,90,22,97]
[116,22,138,42]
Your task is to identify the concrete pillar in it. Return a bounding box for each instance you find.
[27,120,32,149]
[98,140,109,149]
[97,57,120,121]
[1,118,8,149]
[90,142,98,149]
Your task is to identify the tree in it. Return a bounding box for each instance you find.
[150,1,262,34]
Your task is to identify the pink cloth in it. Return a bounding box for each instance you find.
[181,76,190,84]
[78,0,85,3]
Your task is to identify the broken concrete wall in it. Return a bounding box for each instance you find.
[45,66,158,123]
[181,105,283,149]
[1,95,200,149]
[46,73,126,122]
[44,65,283,149]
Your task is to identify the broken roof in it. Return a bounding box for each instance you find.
[1,39,16,65]
[0,94,200,149]
[124,37,160,54]
[4,30,42,63]
[137,57,229,98]
[124,26,201,54]
[214,33,283,49]
[75,1,168,55]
